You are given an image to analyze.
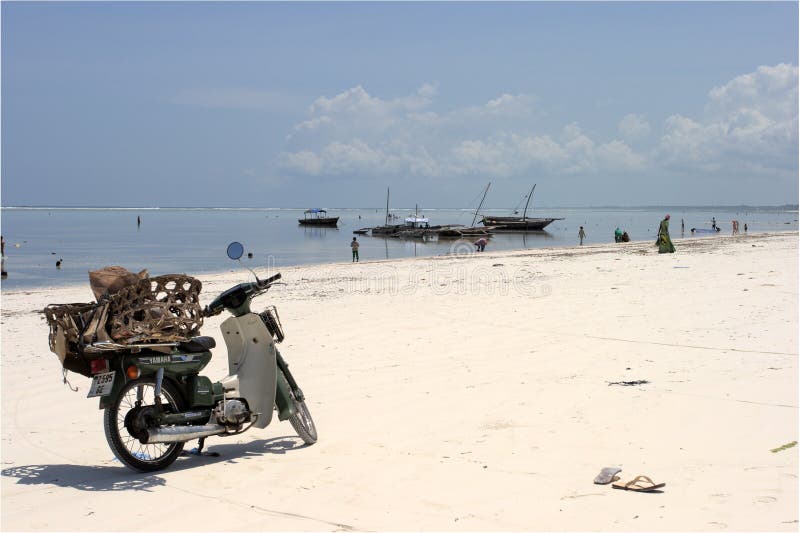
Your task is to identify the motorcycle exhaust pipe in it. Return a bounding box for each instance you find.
[143,424,227,444]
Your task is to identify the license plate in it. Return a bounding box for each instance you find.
[87,371,116,398]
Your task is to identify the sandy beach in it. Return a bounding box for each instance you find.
[1,231,797,531]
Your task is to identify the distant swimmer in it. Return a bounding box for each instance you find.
[56,258,62,269]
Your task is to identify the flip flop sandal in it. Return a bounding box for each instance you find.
[612,475,665,492]
[593,466,622,485]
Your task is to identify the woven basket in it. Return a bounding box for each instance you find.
[43,302,104,376]
[107,274,203,343]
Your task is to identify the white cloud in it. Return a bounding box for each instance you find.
[277,66,797,183]
[281,86,647,178]
[281,150,324,175]
[618,114,651,140]
[657,63,798,176]
[293,116,332,132]
[596,140,647,171]
[309,84,436,117]
[485,93,538,115]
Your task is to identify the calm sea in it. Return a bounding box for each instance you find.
[1,206,797,290]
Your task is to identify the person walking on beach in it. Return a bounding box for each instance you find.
[1,235,6,278]
[614,227,622,243]
[351,237,360,262]
[657,214,676,254]
[578,226,586,245]
[681,218,685,234]
[712,216,717,230]
[744,223,748,232]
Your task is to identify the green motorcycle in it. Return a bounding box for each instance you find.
[76,242,316,472]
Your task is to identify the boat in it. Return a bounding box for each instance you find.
[480,184,563,230]
[298,209,339,226]
[391,212,437,238]
[436,183,495,238]
[690,227,721,234]
[368,188,404,235]
[480,215,561,230]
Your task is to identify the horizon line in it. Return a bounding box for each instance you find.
[1,204,798,210]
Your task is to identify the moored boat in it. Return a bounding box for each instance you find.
[298,209,339,226]
[480,215,562,231]
[480,184,563,231]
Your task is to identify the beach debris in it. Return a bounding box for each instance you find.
[593,466,622,484]
[608,380,649,386]
[612,475,665,492]
[770,441,797,453]
[492,263,504,267]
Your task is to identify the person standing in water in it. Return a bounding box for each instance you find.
[578,226,586,245]
[351,237,360,262]
[657,214,676,254]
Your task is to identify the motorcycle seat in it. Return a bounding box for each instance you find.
[180,336,217,353]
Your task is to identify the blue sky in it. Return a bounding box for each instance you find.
[2,1,798,208]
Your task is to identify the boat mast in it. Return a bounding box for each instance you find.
[472,182,492,226]
[385,187,390,226]
[522,184,536,221]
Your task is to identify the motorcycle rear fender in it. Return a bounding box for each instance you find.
[96,349,215,409]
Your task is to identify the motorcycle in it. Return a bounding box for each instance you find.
[77,242,317,472]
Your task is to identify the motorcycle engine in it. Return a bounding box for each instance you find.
[214,399,250,426]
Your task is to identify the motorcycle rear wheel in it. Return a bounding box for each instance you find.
[103,377,185,472]
[282,371,317,445]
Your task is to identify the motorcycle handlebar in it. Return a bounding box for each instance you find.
[257,272,282,288]
[202,273,282,318]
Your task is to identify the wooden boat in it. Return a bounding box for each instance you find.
[480,184,563,231]
[367,188,403,235]
[436,225,494,238]
[480,215,563,231]
[298,209,339,226]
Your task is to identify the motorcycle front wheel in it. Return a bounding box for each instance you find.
[103,377,185,472]
[282,371,317,445]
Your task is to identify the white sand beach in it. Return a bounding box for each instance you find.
[1,232,797,531]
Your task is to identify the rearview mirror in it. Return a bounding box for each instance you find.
[226,242,244,261]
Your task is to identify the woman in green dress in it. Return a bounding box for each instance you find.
[657,214,675,254]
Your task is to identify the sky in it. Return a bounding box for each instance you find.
[1,1,798,208]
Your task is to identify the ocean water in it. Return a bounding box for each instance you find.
[1,206,797,290]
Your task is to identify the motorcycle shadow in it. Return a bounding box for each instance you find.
[1,436,308,491]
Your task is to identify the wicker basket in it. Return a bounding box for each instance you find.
[43,302,106,376]
[106,274,203,343]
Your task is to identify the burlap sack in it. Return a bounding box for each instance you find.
[88,266,149,301]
